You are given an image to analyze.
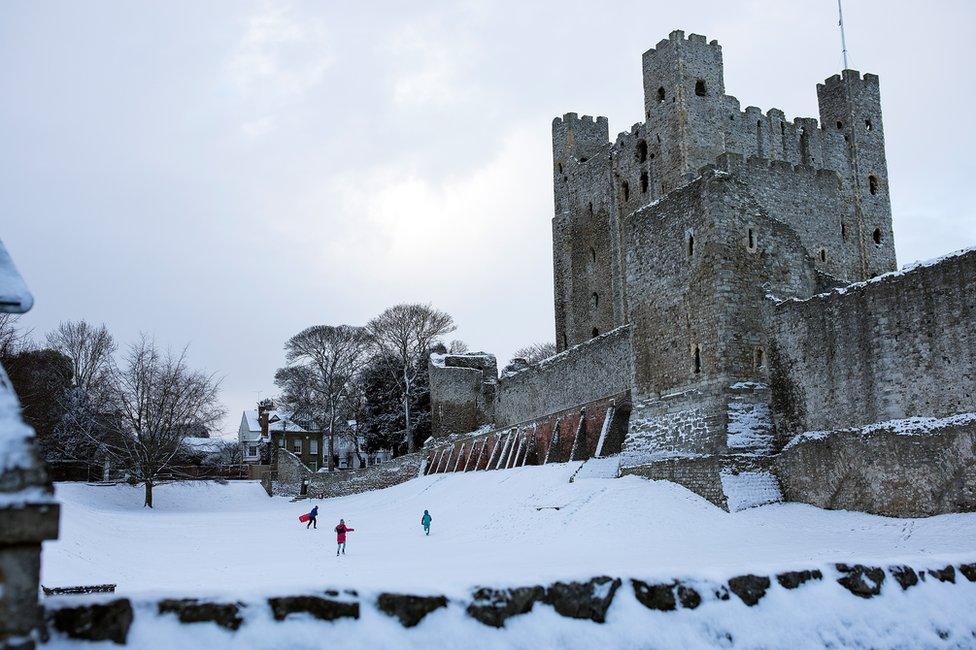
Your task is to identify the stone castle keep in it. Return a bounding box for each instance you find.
[427,30,976,515]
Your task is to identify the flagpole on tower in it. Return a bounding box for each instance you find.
[837,0,849,69]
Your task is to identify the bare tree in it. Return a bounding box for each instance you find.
[366,303,455,454]
[0,313,32,357]
[512,342,556,365]
[447,339,469,354]
[101,336,224,507]
[45,321,118,468]
[46,320,116,398]
[279,325,370,471]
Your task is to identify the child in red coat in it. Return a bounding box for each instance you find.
[335,519,354,556]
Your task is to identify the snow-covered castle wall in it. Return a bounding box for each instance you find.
[494,326,632,428]
[769,249,976,441]
[429,328,631,438]
[767,249,976,515]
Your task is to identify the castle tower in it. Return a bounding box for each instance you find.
[641,30,726,191]
[551,114,622,351]
[817,70,896,277]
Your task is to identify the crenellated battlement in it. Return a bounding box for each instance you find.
[552,29,895,358]
[644,29,721,57]
[818,69,880,92]
[709,152,841,187]
[552,112,610,164]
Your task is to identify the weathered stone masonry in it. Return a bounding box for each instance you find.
[427,29,975,517]
[770,249,976,440]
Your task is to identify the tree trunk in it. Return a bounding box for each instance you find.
[144,480,153,508]
[404,393,413,453]
[328,409,336,472]
[403,365,414,454]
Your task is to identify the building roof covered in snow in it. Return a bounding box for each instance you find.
[239,409,315,443]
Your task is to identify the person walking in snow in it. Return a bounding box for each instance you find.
[335,519,354,555]
[421,509,432,536]
[306,505,318,530]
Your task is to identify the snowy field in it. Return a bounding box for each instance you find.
[39,464,976,648]
[45,462,976,599]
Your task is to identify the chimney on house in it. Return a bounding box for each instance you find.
[257,398,274,438]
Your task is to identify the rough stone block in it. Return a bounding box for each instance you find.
[727,575,770,606]
[676,583,701,609]
[376,593,447,628]
[631,580,676,611]
[958,563,976,582]
[466,586,543,628]
[775,569,822,589]
[158,599,244,631]
[267,595,359,622]
[889,566,919,590]
[836,564,885,598]
[50,598,133,645]
[543,576,621,623]
[927,565,955,583]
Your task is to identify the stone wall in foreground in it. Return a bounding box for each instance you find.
[42,561,976,646]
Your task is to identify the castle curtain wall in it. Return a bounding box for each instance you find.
[769,249,976,443]
[494,326,633,428]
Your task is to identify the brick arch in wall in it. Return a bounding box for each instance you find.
[421,392,631,477]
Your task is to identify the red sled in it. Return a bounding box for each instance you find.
[298,513,311,523]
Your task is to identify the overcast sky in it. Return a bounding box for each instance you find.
[3,1,974,435]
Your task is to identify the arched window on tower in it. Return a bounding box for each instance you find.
[657,87,666,103]
[873,228,883,246]
[695,79,707,97]
[621,181,630,202]
[693,344,702,374]
[592,292,599,310]
[640,171,648,194]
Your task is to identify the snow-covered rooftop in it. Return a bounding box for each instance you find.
[240,409,312,439]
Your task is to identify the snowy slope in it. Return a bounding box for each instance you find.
[44,463,976,600]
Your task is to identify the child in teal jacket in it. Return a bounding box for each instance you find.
[421,510,432,536]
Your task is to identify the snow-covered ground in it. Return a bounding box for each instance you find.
[44,462,976,599]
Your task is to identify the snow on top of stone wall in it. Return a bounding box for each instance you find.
[785,246,976,305]
[501,325,630,380]
[784,412,976,451]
